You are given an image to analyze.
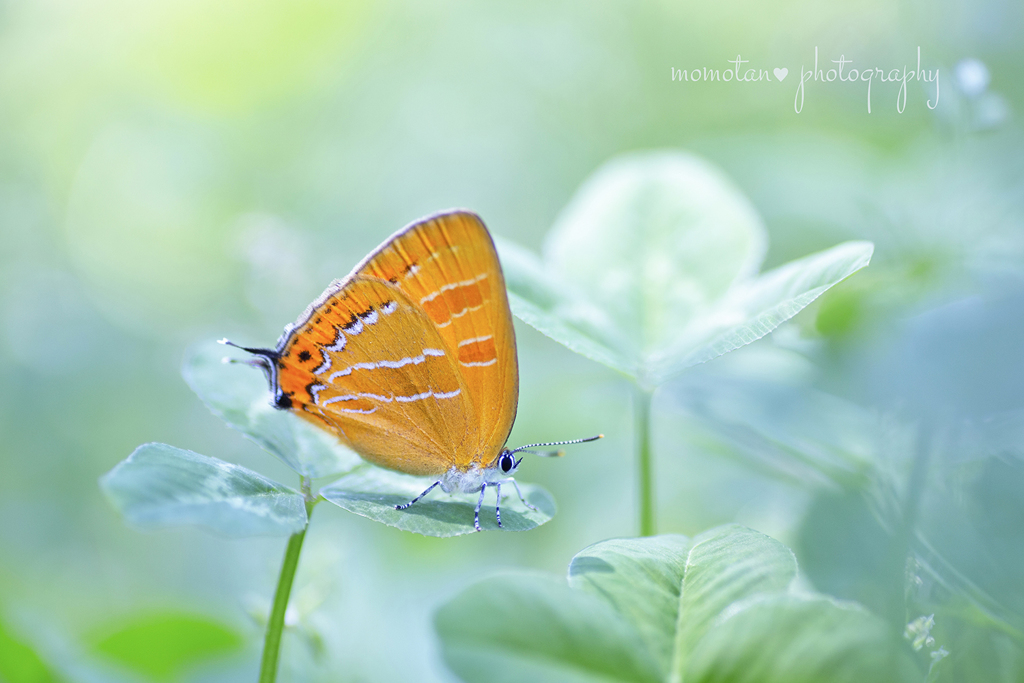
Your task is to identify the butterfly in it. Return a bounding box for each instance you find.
[222,209,600,531]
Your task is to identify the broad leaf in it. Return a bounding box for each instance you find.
[182,340,361,478]
[100,443,307,537]
[498,152,873,387]
[435,572,662,683]
[436,525,914,683]
[671,525,799,679]
[499,238,634,377]
[546,152,766,355]
[319,466,555,537]
[650,240,874,384]
[568,535,692,677]
[89,612,243,682]
[685,594,916,683]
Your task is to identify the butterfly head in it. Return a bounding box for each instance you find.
[496,449,522,476]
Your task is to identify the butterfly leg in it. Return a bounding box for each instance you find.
[507,478,538,511]
[494,482,503,528]
[394,480,440,511]
[473,484,488,532]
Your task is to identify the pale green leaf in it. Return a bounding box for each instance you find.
[545,152,767,359]
[685,594,917,683]
[319,466,554,537]
[568,535,692,678]
[435,572,662,683]
[437,526,914,683]
[670,524,798,679]
[651,241,874,383]
[499,152,873,387]
[100,443,307,537]
[499,237,635,377]
[182,339,361,478]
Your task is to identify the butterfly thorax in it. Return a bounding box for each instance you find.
[440,450,516,494]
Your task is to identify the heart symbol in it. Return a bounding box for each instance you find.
[774,67,788,82]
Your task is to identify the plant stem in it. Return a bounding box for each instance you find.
[635,386,656,537]
[258,500,314,683]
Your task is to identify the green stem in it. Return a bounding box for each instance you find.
[258,499,314,683]
[635,386,656,537]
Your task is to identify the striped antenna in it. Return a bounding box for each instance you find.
[509,434,603,457]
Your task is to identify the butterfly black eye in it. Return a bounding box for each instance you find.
[274,392,293,410]
[499,452,515,473]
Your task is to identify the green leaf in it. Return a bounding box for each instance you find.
[568,535,692,677]
[435,572,663,683]
[498,237,637,377]
[89,611,243,682]
[182,339,361,479]
[498,152,873,387]
[648,240,874,384]
[437,525,905,683]
[0,612,64,683]
[685,594,917,683]
[319,466,555,537]
[100,443,307,537]
[671,525,799,679]
[547,152,768,355]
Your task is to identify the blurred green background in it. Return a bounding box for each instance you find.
[2,0,1023,681]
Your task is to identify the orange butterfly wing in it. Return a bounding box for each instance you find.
[273,211,519,476]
